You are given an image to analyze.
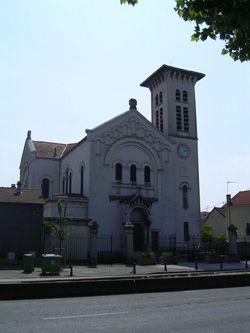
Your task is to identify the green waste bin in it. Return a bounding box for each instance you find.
[23,254,34,273]
[41,254,62,274]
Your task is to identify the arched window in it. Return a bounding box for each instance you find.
[183,90,188,102]
[69,172,72,194]
[62,176,65,193]
[130,164,137,183]
[41,178,50,199]
[159,91,163,104]
[66,168,69,193]
[80,166,84,195]
[155,94,159,107]
[183,185,188,209]
[184,222,189,241]
[144,166,151,184]
[115,163,122,182]
[176,89,181,101]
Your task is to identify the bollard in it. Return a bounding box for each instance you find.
[195,261,198,270]
[133,261,136,274]
[164,261,167,272]
[70,265,73,276]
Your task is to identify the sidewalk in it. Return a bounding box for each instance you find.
[0,261,248,282]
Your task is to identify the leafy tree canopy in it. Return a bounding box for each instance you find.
[120,0,250,62]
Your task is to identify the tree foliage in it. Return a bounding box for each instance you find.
[120,0,250,62]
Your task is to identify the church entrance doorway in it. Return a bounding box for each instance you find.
[130,208,148,252]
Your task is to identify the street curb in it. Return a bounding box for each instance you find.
[0,271,250,300]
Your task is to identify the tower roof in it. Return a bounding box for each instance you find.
[140,64,205,89]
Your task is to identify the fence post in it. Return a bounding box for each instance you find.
[192,235,196,262]
[88,220,99,268]
[124,223,134,266]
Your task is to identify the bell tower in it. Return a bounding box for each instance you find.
[140,65,205,139]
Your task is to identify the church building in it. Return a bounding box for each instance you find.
[20,64,205,254]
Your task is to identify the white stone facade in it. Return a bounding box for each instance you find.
[20,65,205,253]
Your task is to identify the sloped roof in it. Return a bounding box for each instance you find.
[231,190,250,205]
[203,207,225,224]
[0,187,44,204]
[32,141,77,159]
[140,64,205,88]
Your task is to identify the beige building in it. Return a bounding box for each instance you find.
[203,191,250,240]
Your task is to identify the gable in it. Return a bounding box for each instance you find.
[86,104,175,159]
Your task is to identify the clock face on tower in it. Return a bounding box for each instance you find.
[177,144,190,158]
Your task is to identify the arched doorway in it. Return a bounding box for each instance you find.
[130,208,148,252]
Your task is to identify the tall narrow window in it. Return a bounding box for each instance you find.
[184,222,189,241]
[155,94,159,107]
[41,178,50,199]
[130,164,137,183]
[66,168,69,193]
[183,107,189,132]
[246,223,250,236]
[183,185,188,209]
[183,90,188,102]
[80,166,84,195]
[176,89,181,101]
[176,106,182,130]
[144,166,151,184]
[160,108,163,132]
[69,172,72,194]
[62,177,65,193]
[115,163,122,182]
[159,91,163,104]
[155,110,159,129]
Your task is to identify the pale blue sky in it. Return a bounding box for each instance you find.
[1,0,250,211]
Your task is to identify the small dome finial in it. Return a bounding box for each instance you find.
[27,130,31,140]
[129,98,137,110]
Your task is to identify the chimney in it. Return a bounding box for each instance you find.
[11,184,16,188]
[226,194,232,206]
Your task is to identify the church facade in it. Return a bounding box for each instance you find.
[20,65,205,253]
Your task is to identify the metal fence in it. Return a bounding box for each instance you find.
[43,233,250,264]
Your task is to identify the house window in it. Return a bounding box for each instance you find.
[155,94,159,107]
[130,164,137,183]
[183,185,188,209]
[176,89,181,101]
[176,106,182,130]
[159,91,163,104]
[62,176,65,193]
[183,107,189,131]
[115,163,122,182]
[144,166,151,184]
[183,90,188,102]
[41,178,50,199]
[246,223,250,236]
[69,172,72,194]
[160,108,163,132]
[184,222,189,241]
[156,110,159,129]
[80,166,84,195]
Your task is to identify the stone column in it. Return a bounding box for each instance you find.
[124,223,134,266]
[227,224,238,255]
[88,220,99,268]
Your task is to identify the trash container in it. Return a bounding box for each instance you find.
[41,254,62,274]
[23,254,34,273]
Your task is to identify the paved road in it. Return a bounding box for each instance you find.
[0,287,250,332]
